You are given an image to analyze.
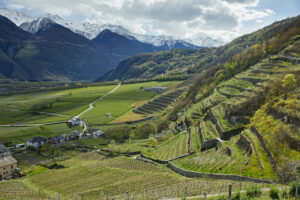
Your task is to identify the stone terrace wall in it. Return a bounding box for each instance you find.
[236,134,253,156]
[167,162,272,184]
[208,109,245,140]
[250,127,278,171]
[90,116,153,126]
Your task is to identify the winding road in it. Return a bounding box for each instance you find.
[75,82,121,119]
[75,82,121,133]
[0,83,122,130]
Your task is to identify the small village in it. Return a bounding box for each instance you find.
[0,118,104,181]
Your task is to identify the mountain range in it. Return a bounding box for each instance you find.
[0,8,207,81]
[0,8,223,48]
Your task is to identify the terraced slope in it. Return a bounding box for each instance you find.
[171,40,300,180]
[133,89,185,115]
[172,138,253,176]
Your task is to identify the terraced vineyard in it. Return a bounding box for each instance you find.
[0,153,266,200]
[145,132,190,161]
[172,137,255,176]
[133,89,185,115]
[173,40,300,180]
[0,181,49,200]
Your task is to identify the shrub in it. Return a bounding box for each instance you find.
[282,74,296,91]
[281,188,289,199]
[240,195,251,200]
[269,186,280,199]
[289,181,300,197]
[246,185,262,198]
[148,137,158,146]
[217,195,227,200]
[232,191,241,200]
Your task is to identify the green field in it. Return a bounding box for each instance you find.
[0,81,176,126]
[0,84,117,125]
[0,81,177,143]
[0,123,80,144]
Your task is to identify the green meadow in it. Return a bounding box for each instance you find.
[0,81,177,143]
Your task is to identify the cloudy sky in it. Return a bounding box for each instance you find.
[0,0,299,42]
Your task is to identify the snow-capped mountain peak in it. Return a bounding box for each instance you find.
[20,17,56,34]
[0,8,225,48]
[0,8,34,26]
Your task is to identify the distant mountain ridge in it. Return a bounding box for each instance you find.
[0,8,223,48]
[0,14,204,81]
[98,15,300,82]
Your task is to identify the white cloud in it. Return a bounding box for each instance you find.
[3,0,274,42]
[6,3,25,10]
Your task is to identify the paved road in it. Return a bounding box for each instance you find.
[0,121,67,127]
[164,187,282,200]
[0,108,71,118]
[1,83,121,128]
[75,82,121,134]
[75,82,121,119]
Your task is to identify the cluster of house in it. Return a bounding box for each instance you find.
[0,127,104,180]
[67,118,83,127]
[0,144,18,180]
[26,129,104,149]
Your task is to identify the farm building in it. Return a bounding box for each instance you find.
[143,87,168,94]
[86,129,104,138]
[0,155,18,180]
[27,137,47,149]
[81,133,93,139]
[48,134,66,144]
[68,131,81,140]
[15,144,26,149]
[68,118,83,127]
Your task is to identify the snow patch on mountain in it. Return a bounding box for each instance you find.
[0,8,34,25]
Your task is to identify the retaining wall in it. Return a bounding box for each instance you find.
[250,127,278,171]
[236,134,253,156]
[209,109,245,140]
[216,87,246,98]
[202,139,219,151]
[167,162,272,184]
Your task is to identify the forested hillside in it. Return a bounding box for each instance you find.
[99,15,300,82]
